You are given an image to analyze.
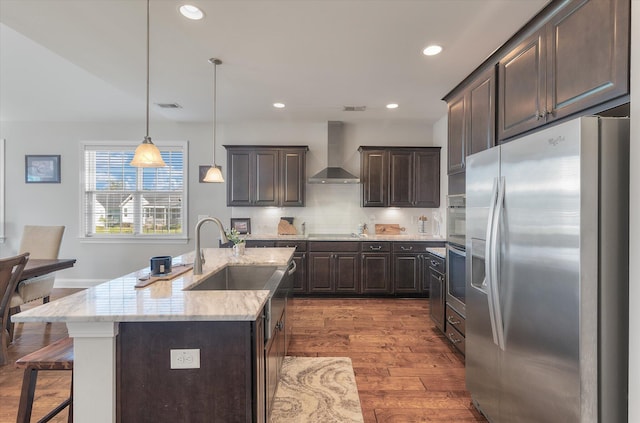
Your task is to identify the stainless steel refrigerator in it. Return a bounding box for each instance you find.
[465,116,629,423]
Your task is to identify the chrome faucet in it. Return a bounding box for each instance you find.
[193,217,229,275]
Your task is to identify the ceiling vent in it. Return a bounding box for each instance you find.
[342,105,367,112]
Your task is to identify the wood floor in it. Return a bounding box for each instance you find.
[0,291,486,423]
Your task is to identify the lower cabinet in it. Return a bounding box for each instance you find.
[361,242,392,294]
[276,241,307,294]
[427,253,445,332]
[308,242,360,294]
[445,305,465,355]
[265,309,285,419]
[392,242,431,296]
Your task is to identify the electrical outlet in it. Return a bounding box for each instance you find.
[170,349,200,369]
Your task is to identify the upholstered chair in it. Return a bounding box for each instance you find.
[8,226,65,340]
[0,252,29,365]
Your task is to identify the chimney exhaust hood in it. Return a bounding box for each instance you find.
[308,121,360,184]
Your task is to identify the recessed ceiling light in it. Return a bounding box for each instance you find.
[386,103,399,109]
[179,5,204,20]
[423,45,443,56]
[273,103,286,109]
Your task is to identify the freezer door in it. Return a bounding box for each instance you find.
[465,146,501,421]
[498,118,583,422]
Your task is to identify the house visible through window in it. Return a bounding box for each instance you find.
[81,142,188,240]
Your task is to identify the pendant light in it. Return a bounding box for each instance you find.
[130,0,166,168]
[202,58,224,183]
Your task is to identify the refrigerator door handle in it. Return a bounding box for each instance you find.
[489,176,506,350]
[485,177,500,347]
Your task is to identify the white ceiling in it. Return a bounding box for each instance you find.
[0,0,549,125]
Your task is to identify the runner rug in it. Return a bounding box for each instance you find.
[270,356,364,423]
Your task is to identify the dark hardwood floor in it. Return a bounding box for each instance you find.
[0,290,485,423]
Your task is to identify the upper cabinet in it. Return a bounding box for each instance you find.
[498,0,629,141]
[225,146,308,207]
[446,66,496,175]
[359,147,440,208]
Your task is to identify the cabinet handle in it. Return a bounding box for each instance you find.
[369,245,382,251]
[434,274,443,282]
[400,246,413,251]
[448,333,462,344]
[447,316,461,326]
[430,260,438,267]
[536,110,545,120]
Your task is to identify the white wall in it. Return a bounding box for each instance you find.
[0,119,438,284]
[628,1,639,420]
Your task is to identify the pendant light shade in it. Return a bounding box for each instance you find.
[131,0,166,168]
[202,58,224,183]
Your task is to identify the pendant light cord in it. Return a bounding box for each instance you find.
[209,58,222,164]
[145,0,150,140]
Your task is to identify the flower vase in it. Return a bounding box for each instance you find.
[233,243,246,256]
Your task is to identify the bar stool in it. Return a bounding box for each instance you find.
[15,337,73,423]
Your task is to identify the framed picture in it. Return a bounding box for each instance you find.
[230,218,251,234]
[25,155,61,183]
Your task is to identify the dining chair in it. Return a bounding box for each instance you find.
[0,252,29,366]
[8,225,65,342]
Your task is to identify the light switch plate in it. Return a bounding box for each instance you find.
[170,349,200,369]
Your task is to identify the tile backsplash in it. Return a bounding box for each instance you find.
[231,184,443,237]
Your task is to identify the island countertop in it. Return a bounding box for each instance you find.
[12,247,295,324]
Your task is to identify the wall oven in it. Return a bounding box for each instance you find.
[446,243,466,317]
[447,194,465,247]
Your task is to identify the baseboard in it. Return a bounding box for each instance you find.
[54,278,106,289]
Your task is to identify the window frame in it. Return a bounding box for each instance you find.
[79,141,189,244]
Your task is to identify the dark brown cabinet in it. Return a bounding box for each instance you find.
[359,147,440,208]
[392,242,431,296]
[498,0,629,141]
[427,253,445,332]
[308,242,360,294]
[225,146,308,207]
[446,305,465,355]
[360,242,392,294]
[446,66,496,176]
[265,309,285,418]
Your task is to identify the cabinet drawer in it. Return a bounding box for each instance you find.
[427,253,445,274]
[361,242,390,252]
[309,241,360,252]
[246,240,276,248]
[275,240,307,252]
[446,326,465,355]
[445,305,465,336]
[393,242,430,253]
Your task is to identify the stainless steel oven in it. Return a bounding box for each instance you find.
[446,243,466,317]
[447,194,465,247]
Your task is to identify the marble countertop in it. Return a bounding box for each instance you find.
[426,247,446,258]
[246,233,445,242]
[12,248,295,324]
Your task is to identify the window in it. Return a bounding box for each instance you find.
[81,141,188,241]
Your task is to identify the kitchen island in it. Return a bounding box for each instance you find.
[12,247,295,423]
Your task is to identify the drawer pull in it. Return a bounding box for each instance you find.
[430,260,438,266]
[448,333,462,344]
[447,316,460,326]
[369,245,383,251]
[434,274,443,282]
[400,246,413,251]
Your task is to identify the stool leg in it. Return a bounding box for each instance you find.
[16,366,38,423]
[68,375,73,423]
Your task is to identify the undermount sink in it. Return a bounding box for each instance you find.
[187,265,281,291]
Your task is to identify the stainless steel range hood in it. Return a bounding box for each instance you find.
[308,121,360,184]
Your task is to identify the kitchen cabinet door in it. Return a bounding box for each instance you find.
[447,93,466,175]
[389,150,414,207]
[467,66,496,156]
[545,0,629,123]
[334,253,360,293]
[393,254,422,294]
[253,150,279,206]
[279,149,306,207]
[498,28,546,141]
[413,149,440,208]
[428,254,445,332]
[360,149,388,207]
[308,252,334,293]
[227,149,252,206]
[361,253,392,294]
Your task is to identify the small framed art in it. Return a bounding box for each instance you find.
[230,218,251,234]
[25,155,61,183]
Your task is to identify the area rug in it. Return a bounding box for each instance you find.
[270,356,364,423]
